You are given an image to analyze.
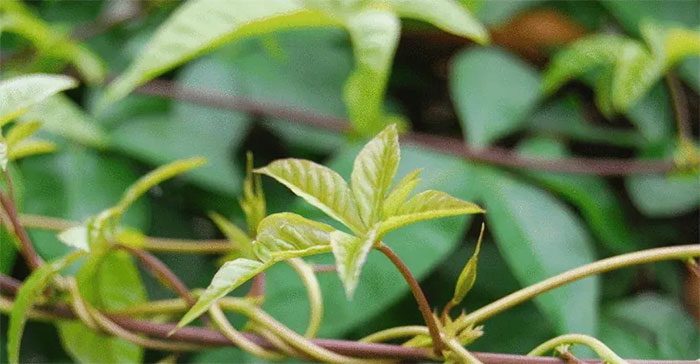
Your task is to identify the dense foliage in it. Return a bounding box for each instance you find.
[0,0,699,363]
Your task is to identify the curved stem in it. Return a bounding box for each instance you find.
[286,258,323,338]
[444,337,482,364]
[208,303,284,360]
[376,243,444,355]
[528,334,626,364]
[665,73,691,143]
[464,244,700,325]
[360,326,429,343]
[0,193,43,269]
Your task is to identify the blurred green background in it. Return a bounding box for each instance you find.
[1,0,698,362]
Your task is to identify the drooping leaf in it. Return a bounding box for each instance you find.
[7,251,83,364]
[0,74,77,125]
[177,258,269,329]
[256,159,364,233]
[343,8,401,135]
[384,0,488,44]
[476,166,599,335]
[102,0,337,105]
[19,95,109,149]
[451,47,541,147]
[254,213,334,262]
[210,212,253,259]
[379,190,483,236]
[350,124,400,226]
[610,41,662,111]
[383,168,422,218]
[330,229,378,298]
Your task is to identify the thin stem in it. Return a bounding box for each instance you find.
[19,213,232,254]
[360,326,429,343]
[464,244,700,325]
[246,273,266,298]
[528,334,626,364]
[665,73,692,142]
[208,303,284,360]
[376,243,444,355]
[286,258,323,338]
[0,193,43,269]
[444,337,483,364]
[135,79,676,176]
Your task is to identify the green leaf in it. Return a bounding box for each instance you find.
[256,159,364,233]
[542,34,629,93]
[66,250,145,363]
[383,168,422,218]
[343,8,400,135]
[263,145,477,336]
[625,83,674,145]
[0,136,7,171]
[600,294,699,359]
[7,139,56,161]
[330,228,378,298]
[102,0,337,105]
[350,124,400,226]
[210,212,253,259]
[177,258,269,329]
[451,47,541,147]
[610,41,662,111]
[7,251,83,364]
[254,212,334,262]
[0,225,18,274]
[115,157,206,214]
[0,74,76,125]
[450,224,484,306]
[517,135,637,253]
[19,95,108,148]
[379,190,482,236]
[476,167,599,335]
[5,120,41,147]
[383,0,488,44]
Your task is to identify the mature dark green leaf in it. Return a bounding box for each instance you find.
[476,166,599,335]
[57,322,142,364]
[599,293,699,359]
[7,252,83,364]
[0,226,18,274]
[625,83,674,145]
[517,135,637,253]
[451,47,541,147]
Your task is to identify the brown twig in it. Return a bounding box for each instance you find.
[0,193,44,270]
[376,243,444,356]
[665,73,693,142]
[247,273,266,298]
[133,79,676,176]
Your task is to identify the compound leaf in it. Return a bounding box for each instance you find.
[254,212,334,262]
[330,228,378,298]
[383,168,422,218]
[256,159,364,233]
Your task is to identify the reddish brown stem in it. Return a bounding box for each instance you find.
[247,273,266,298]
[376,243,444,356]
[0,193,44,270]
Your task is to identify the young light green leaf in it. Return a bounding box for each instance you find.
[450,223,484,306]
[256,159,364,233]
[240,152,266,233]
[7,251,83,364]
[0,136,7,171]
[7,139,56,161]
[383,0,488,44]
[351,123,400,226]
[209,212,253,259]
[330,228,378,298]
[611,42,661,111]
[102,0,337,105]
[343,8,400,135]
[5,120,41,147]
[115,157,207,214]
[177,258,269,329]
[542,35,629,94]
[57,225,90,252]
[379,190,483,236]
[383,168,422,218]
[0,74,77,125]
[254,212,335,262]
